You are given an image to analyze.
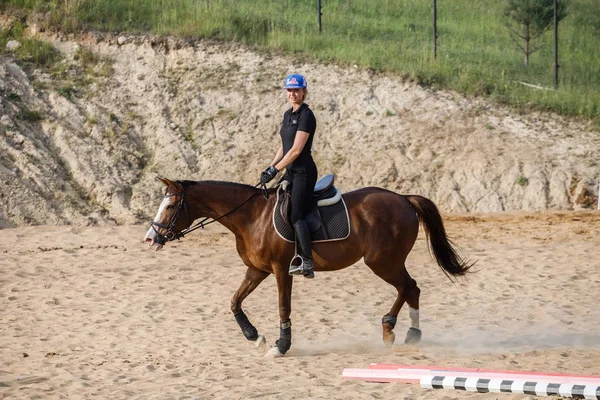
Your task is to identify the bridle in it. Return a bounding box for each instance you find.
[150,187,190,245]
[150,181,270,245]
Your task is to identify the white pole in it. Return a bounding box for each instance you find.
[598,182,600,210]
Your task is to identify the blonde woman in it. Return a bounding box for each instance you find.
[260,74,318,279]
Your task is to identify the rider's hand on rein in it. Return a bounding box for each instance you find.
[260,166,279,185]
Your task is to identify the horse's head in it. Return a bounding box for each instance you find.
[144,176,189,251]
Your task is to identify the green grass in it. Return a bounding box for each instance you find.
[0,21,60,67]
[7,91,21,101]
[57,83,77,98]
[2,0,599,122]
[18,107,43,121]
[515,176,530,186]
[0,16,114,101]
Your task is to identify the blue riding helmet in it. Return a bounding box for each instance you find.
[284,74,307,89]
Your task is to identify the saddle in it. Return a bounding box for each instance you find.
[276,174,349,242]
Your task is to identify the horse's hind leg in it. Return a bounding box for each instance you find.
[403,280,422,344]
[231,267,270,349]
[369,263,421,347]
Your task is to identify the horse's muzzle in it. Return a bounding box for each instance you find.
[144,227,165,251]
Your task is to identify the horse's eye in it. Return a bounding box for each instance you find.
[166,204,175,210]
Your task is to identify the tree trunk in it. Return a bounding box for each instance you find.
[524,23,531,68]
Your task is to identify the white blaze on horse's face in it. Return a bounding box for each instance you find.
[144,195,175,251]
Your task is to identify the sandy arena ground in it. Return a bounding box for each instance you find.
[1,211,600,399]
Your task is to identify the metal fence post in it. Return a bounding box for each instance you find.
[554,0,559,90]
[318,0,322,33]
[433,0,437,59]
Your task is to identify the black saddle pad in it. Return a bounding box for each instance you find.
[273,186,351,243]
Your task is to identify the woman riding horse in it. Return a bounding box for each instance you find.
[144,177,473,357]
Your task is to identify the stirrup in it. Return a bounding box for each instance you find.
[289,255,314,279]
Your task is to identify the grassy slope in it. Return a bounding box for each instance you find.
[1,0,599,123]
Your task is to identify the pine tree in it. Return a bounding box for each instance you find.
[504,0,567,67]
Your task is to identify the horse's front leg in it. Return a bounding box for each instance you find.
[265,268,293,357]
[231,267,269,349]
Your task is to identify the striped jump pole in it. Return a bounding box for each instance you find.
[342,364,600,399]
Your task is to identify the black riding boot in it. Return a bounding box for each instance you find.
[289,219,314,279]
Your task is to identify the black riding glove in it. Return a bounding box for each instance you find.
[260,166,279,184]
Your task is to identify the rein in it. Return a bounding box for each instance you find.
[151,181,270,244]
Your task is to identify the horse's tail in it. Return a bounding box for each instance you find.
[405,195,473,279]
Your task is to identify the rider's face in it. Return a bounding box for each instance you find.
[287,88,305,106]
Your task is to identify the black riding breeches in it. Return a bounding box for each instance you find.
[285,162,318,224]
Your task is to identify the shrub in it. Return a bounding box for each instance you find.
[515,176,529,186]
[18,107,43,121]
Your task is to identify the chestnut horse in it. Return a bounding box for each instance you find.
[144,177,472,357]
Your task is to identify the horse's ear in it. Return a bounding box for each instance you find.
[157,176,183,193]
[157,176,173,187]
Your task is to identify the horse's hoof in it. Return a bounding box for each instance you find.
[383,331,396,348]
[404,327,422,345]
[254,335,266,351]
[264,346,284,358]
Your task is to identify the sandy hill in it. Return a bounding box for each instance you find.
[1,30,599,228]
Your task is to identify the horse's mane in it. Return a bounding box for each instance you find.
[178,180,261,192]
